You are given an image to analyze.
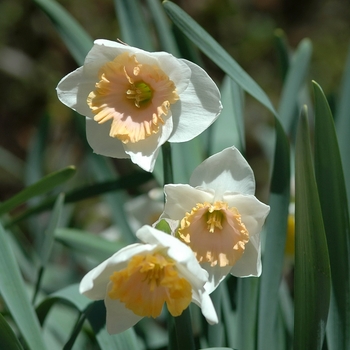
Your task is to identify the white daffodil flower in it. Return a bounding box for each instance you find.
[79,225,218,334]
[160,147,270,293]
[57,39,222,172]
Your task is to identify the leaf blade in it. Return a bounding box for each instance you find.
[294,106,331,350]
[0,223,46,350]
[32,0,93,65]
[313,81,350,350]
[0,166,75,216]
[163,1,276,116]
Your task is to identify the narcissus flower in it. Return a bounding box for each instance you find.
[160,147,270,293]
[79,225,218,334]
[57,39,222,172]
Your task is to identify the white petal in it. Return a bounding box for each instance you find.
[123,116,173,172]
[79,243,153,300]
[83,39,142,74]
[162,184,214,220]
[56,67,95,118]
[223,194,269,277]
[105,283,143,334]
[136,225,218,323]
[89,40,191,95]
[223,193,270,236]
[190,147,256,199]
[85,118,130,159]
[136,225,208,284]
[168,59,222,143]
[191,288,218,325]
[201,264,232,294]
[229,232,262,277]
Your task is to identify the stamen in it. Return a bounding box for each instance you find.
[87,52,179,144]
[109,253,192,318]
[126,81,153,108]
[206,207,224,233]
[177,201,249,267]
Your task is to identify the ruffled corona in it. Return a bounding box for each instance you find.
[177,201,249,267]
[109,252,192,318]
[87,52,179,144]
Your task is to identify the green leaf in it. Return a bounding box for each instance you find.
[294,106,331,350]
[0,166,75,216]
[0,223,46,350]
[37,284,140,350]
[235,277,259,350]
[32,0,93,65]
[155,219,172,234]
[114,0,154,50]
[313,81,350,350]
[211,76,245,155]
[146,0,180,56]
[278,39,312,135]
[163,1,276,116]
[6,171,153,227]
[221,279,237,349]
[0,313,24,350]
[273,29,290,82]
[200,348,235,350]
[32,193,66,304]
[55,228,125,262]
[87,154,135,244]
[257,117,290,350]
[25,114,49,186]
[207,286,224,347]
[335,43,350,213]
[172,139,204,184]
[40,193,65,265]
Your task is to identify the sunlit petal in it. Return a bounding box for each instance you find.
[57,39,221,172]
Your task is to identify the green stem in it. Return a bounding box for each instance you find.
[162,142,194,349]
[32,266,44,305]
[162,142,174,185]
[173,308,195,350]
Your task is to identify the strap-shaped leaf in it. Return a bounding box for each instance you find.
[55,228,125,262]
[294,106,331,349]
[0,223,46,350]
[6,170,152,229]
[32,0,93,65]
[313,81,350,350]
[32,193,66,304]
[37,284,140,350]
[211,76,245,155]
[0,166,75,216]
[146,0,180,56]
[235,277,259,350]
[0,313,24,350]
[258,117,290,350]
[278,39,312,135]
[163,1,276,116]
[335,43,350,213]
[114,0,154,50]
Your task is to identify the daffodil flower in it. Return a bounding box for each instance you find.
[79,225,218,334]
[57,39,222,172]
[160,147,270,293]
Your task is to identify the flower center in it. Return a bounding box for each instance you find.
[108,253,192,318]
[87,52,179,144]
[177,201,249,267]
[126,81,153,108]
[206,207,224,233]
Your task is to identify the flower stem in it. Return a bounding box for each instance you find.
[168,308,195,350]
[162,142,174,185]
[161,143,194,349]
